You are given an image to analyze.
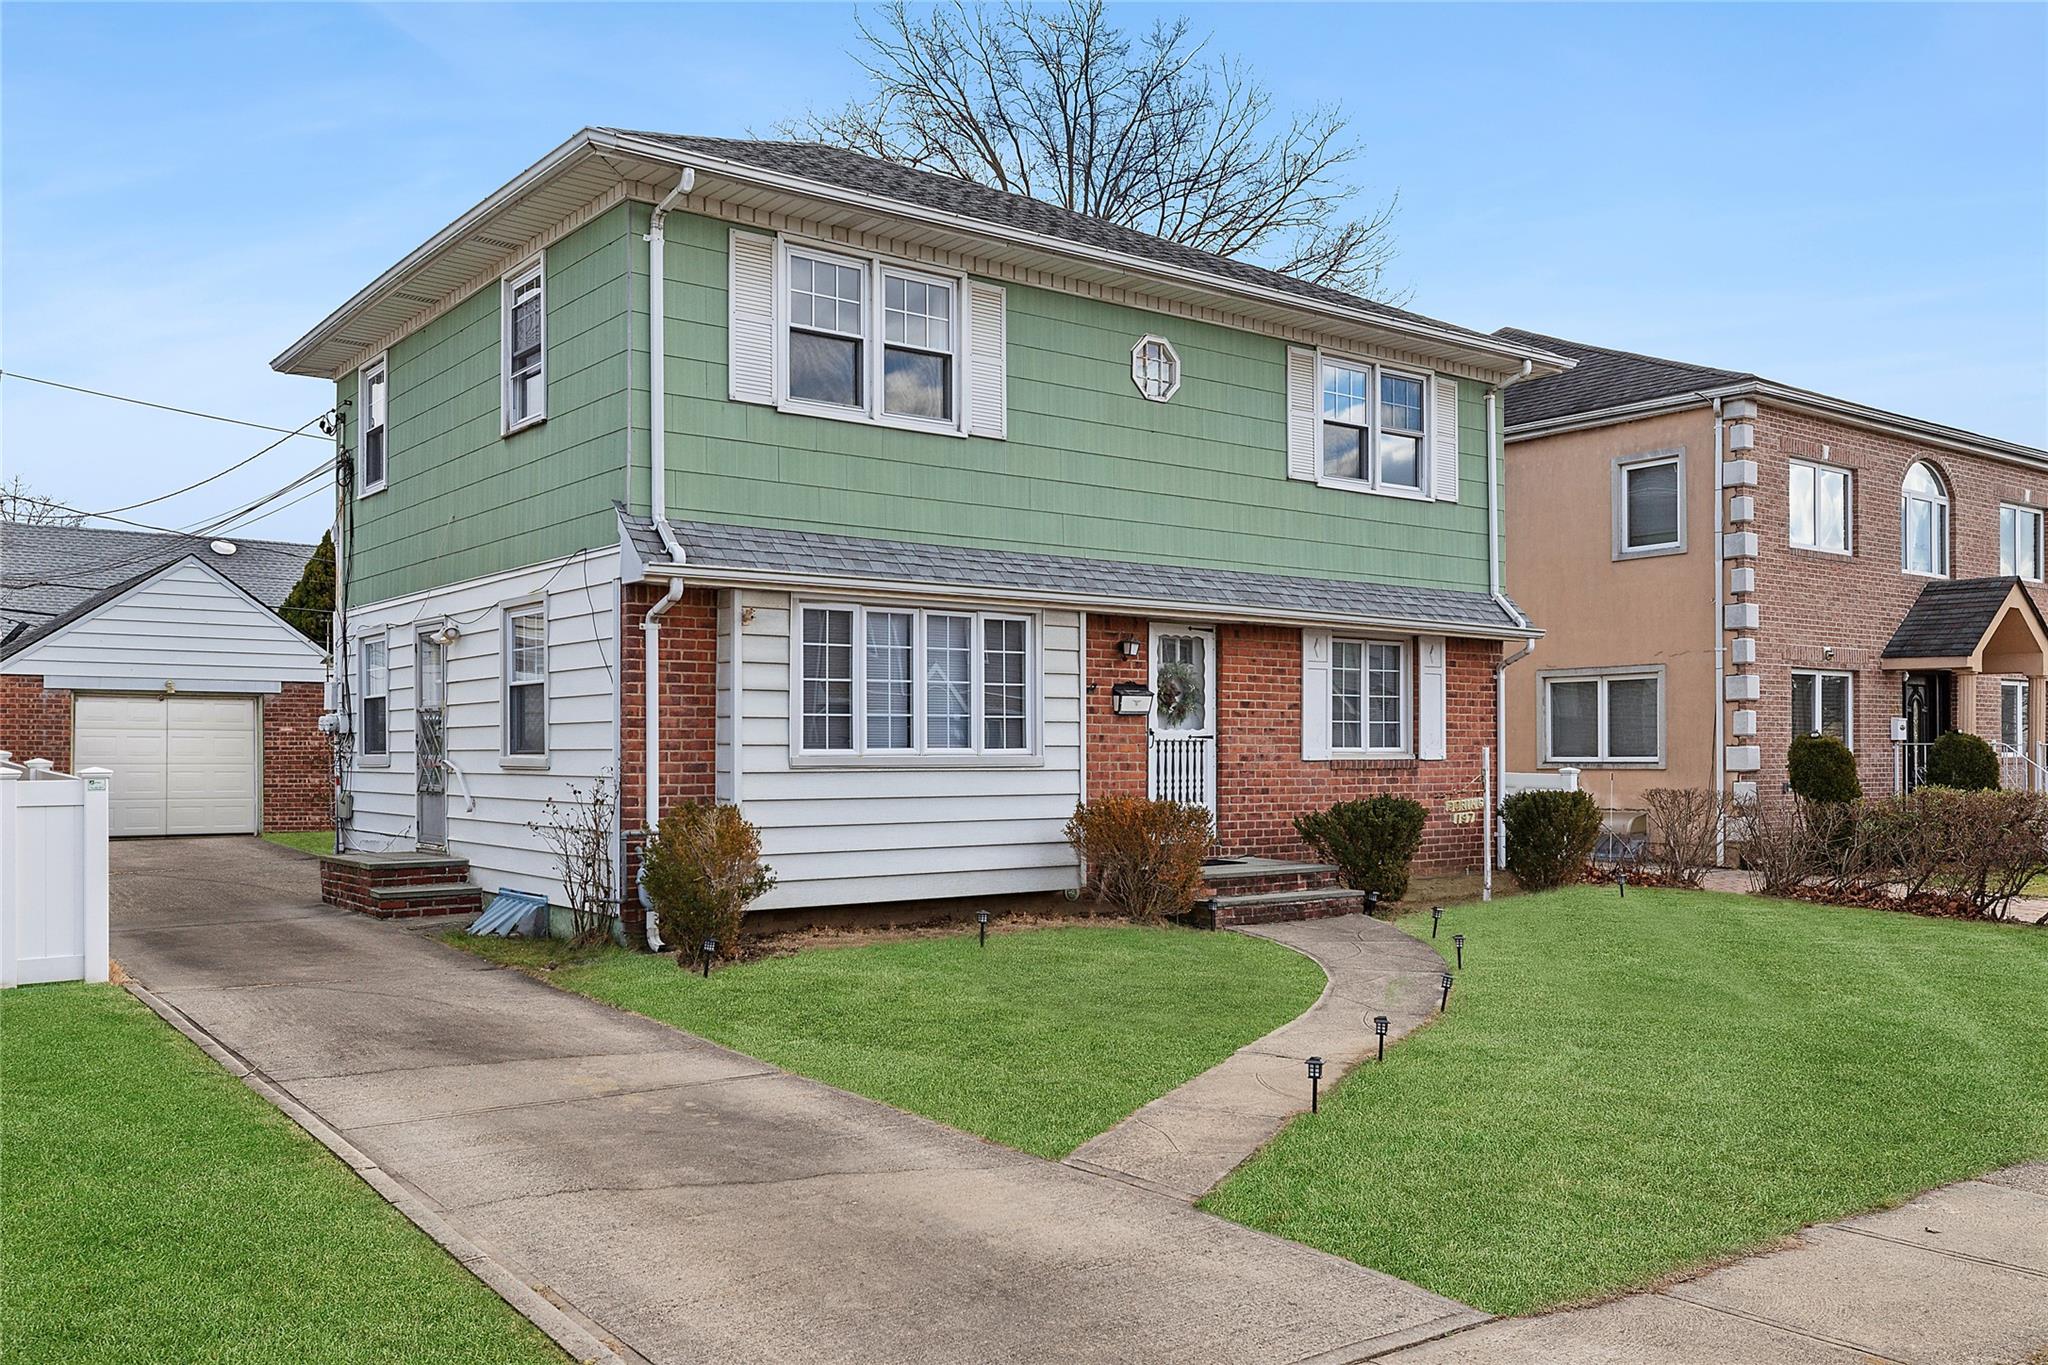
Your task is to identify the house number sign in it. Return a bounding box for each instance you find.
[1442,796,1485,825]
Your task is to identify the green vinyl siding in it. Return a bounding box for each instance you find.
[640,209,1501,595]
[338,205,636,603]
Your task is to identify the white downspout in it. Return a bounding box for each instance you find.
[1710,395,1727,862]
[1487,361,1535,877]
[636,168,694,951]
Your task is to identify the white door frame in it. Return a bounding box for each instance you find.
[1147,622,1218,817]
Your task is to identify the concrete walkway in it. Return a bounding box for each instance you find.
[1378,1162,2048,1364]
[110,838,1485,1365]
[1068,914,1446,1200]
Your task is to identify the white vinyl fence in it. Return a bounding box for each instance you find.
[0,754,111,987]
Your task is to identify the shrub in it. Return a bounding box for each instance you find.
[1501,789,1602,891]
[1858,792,1948,901]
[1293,796,1428,900]
[1924,731,2000,791]
[529,772,619,946]
[1926,788,2048,917]
[640,801,776,964]
[1734,794,1816,898]
[1642,787,1725,888]
[1787,733,1861,803]
[1065,796,1213,922]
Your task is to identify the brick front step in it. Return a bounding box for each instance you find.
[320,851,481,919]
[1199,858,1346,899]
[1198,888,1368,929]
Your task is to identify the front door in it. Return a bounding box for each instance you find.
[416,630,448,851]
[1147,625,1217,818]
[1901,671,1950,791]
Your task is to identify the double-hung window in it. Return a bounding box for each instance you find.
[1544,670,1662,764]
[358,357,389,495]
[784,244,963,430]
[1791,669,1852,747]
[1615,452,1682,556]
[2000,504,2042,581]
[1790,460,1849,553]
[504,606,547,761]
[502,262,546,432]
[1901,462,1949,577]
[358,633,389,762]
[1330,638,1407,753]
[799,603,1034,759]
[2001,679,2031,755]
[1319,359,1427,494]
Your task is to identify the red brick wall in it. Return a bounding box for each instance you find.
[262,682,332,831]
[1744,404,2048,797]
[617,583,720,934]
[1085,617,1500,876]
[0,674,71,770]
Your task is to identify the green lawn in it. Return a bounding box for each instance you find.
[1203,888,2048,1316]
[2,983,563,1363]
[261,829,334,856]
[453,923,1324,1159]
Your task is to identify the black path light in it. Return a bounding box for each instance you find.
[1616,868,1628,899]
[977,909,991,947]
[1431,905,1443,938]
[1439,971,1454,1012]
[1454,933,1465,970]
[700,937,718,979]
[1306,1055,1325,1113]
[1374,1015,1390,1062]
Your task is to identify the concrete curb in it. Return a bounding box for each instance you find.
[123,980,628,1365]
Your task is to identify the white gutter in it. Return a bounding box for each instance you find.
[1487,362,1537,879]
[1710,395,1727,862]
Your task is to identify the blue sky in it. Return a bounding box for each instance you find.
[4,2,2043,544]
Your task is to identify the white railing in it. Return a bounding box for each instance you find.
[1997,742,2048,792]
[0,760,111,987]
[1149,733,1213,811]
[1894,742,1930,794]
[1503,767,1580,798]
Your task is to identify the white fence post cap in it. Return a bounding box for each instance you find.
[0,768,17,782]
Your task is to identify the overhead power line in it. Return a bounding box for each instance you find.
[87,411,334,518]
[0,371,333,440]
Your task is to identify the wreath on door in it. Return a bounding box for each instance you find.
[1155,659,1206,728]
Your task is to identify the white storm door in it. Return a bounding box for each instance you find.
[1147,625,1217,816]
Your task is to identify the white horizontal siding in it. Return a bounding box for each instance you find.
[5,557,326,687]
[731,589,1083,911]
[341,550,620,906]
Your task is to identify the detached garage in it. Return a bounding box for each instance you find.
[1,524,330,835]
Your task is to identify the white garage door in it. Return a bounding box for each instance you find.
[73,695,260,837]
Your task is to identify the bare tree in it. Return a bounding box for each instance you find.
[786,0,1401,299]
[530,773,619,946]
[1,476,84,526]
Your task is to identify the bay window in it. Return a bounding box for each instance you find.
[2000,504,2041,581]
[1790,460,1849,553]
[1791,669,1852,747]
[1544,670,1662,764]
[1320,358,1429,494]
[798,603,1034,759]
[1330,638,1407,753]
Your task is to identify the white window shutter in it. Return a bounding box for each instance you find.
[1431,376,1461,502]
[967,281,1007,439]
[1286,347,1319,483]
[1418,634,1448,760]
[728,230,776,405]
[1301,627,1333,760]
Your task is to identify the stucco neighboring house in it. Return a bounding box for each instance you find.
[0,522,330,836]
[272,128,1573,928]
[1496,328,2048,835]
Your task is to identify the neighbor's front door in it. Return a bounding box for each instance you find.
[1148,625,1217,818]
[416,629,449,851]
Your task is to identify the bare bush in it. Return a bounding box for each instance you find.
[1733,794,1818,898]
[1642,787,1725,887]
[641,802,777,962]
[1927,788,2048,919]
[530,772,618,946]
[1065,796,1213,921]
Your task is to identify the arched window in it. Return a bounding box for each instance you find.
[1901,462,1949,577]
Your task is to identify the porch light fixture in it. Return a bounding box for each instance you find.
[1454,933,1465,970]
[1374,1014,1389,1061]
[1110,682,1154,716]
[977,909,990,947]
[1439,971,1454,1011]
[1431,906,1443,938]
[1118,637,1142,659]
[700,937,718,979]
[1306,1055,1325,1113]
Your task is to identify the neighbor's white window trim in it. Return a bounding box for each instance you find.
[356,353,389,497]
[1790,667,1854,751]
[788,597,1043,767]
[2000,678,2031,753]
[1789,458,1851,556]
[774,235,969,439]
[1313,349,1434,501]
[1612,449,1686,559]
[357,628,391,766]
[1900,461,1950,579]
[501,256,547,436]
[1328,634,1411,756]
[2000,502,2043,582]
[1539,665,1666,767]
[500,599,549,768]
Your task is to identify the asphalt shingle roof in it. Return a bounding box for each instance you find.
[1882,578,2042,660]
[609,132,1509,352]
[1493,328,1752,429]
[618,509,1527,634]
[1,521,316,655]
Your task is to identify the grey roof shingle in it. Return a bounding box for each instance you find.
[1494,328,1751,429]
[619,508,1528,635]
[1882,578,2041,660]
[1,522,315,655]
[609,132,1510,352]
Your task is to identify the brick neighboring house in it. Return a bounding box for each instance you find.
[1496,329,2048,836]
[0,522,330,835]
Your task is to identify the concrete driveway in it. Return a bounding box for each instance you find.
[111,837,1483,1365]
